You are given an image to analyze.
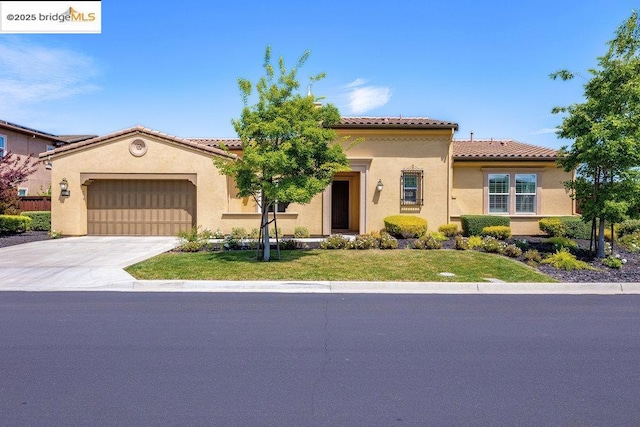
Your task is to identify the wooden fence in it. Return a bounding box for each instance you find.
[19,196,51,212]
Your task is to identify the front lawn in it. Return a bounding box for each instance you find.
[126,249,556,282]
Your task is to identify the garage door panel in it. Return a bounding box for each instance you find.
[87,179,196,236]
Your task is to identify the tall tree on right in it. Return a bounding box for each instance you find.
[551,10,640,258]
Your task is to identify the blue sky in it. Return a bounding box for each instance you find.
[0,0,637,149]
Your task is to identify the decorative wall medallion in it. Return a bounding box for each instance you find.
[129,139,148,157]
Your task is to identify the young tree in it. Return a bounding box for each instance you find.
[215,46,350,261]
[551,10,640,258]
[0,152,38,214]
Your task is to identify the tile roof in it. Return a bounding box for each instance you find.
[57,134,98,143]
[189,138,243,149]
[453,139,558,160]
[39,126,236,160]
[335,116,459,130]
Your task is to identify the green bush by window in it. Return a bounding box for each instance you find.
[21,211,51,231]
[383,215,428,238]
[539,217,566,237]
[0,215,32,234]
[460,215,510,237]
[559,217,591,239]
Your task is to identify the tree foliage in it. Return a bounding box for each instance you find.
[0,152,38,214]
[551,10,640,257]
[214,46,349,260]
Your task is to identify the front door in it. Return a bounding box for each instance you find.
[331,180,349,230]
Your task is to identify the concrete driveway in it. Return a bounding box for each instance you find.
[0,236,179,291]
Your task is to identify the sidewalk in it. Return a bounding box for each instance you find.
[1,236,639,294]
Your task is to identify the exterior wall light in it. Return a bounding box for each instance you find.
[60,178,70,197]
[376,179,384,192]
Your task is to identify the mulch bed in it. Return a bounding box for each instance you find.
[2,232,638,283]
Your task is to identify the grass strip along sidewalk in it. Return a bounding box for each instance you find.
[126,249,556,283]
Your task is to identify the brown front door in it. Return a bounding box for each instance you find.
[331,180,349,230]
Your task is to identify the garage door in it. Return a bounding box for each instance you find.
[87,180,196,236]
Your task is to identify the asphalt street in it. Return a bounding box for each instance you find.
[1,293,639,426]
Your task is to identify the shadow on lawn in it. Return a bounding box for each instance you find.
[205,249,321,263]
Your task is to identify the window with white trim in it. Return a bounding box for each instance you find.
[18,187,28,197]
[488,174,509,213]
[401,170,423,206]
[0,134,6,157]
[486,172,539,215]
[515,174,537,213]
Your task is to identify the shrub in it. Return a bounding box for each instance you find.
[454,235,470,250]
[460,215,509,237]
[541,249,595,270]
[481,225,511,240]
[294,226,310,238]
[438,223,459,237]
[602,255,625,269]
[320,234,350,249]
[269,227,283,238]
[0,215,31,234]
[279,239,301,250]
[349,233,379,250]
[481,236,507,254]
[468,235,483,249]
[211,229,225,239]
[49,230,63,239]
[502,244,522,258]
[383,215,428,238]
[413,234,442,250]
[514,238,530,250]
[231,227,249,239]
[378,232,398,249]
[428,231,448,242]
[249,228,260,239]
[523,249,542,265]
[560,217,591,239]
[539,217,567,237]
[223,236,242,250]
[548,236,579,252]
[618,219,640,237]
[21,211,51,231]
[177,226,214,252]
[619,231,640,253]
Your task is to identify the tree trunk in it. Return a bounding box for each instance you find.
[261,203,270,262]
[596,217,606,258]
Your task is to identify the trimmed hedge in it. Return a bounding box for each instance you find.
[383,215,428,238]
[460,215,510,237]
[539,217,566,237]
[21,211,51,231]
[0,215,32,234]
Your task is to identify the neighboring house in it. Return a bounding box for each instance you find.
[0,120,95,197]
[39,117,575,236]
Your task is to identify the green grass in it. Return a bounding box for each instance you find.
[126,249,556,282]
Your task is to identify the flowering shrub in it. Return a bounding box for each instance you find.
[349,233,379,250]
[454,235,470,250]
[481,236,507,254]
[413,235,442,250]
[320,234,350,249]
[502,244,523,258]
[619,231,640,253]
[378,232,398,249]
[602,255,626,269]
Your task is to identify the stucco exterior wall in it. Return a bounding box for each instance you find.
[451,160,575,235]
[2,127,56,195]
[335,129,453,232]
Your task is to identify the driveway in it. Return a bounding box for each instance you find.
[0,236,179,291]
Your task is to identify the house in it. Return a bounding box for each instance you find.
[0,120,95,196]
[39,117,575,236]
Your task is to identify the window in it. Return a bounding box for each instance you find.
[486,172,539,215]
[401,170,424,205]
[515,174,536,213]
[18,188,28,197]
[267,201,289,213]
[0,135,6,157]
[488,174,509,213]
[46,145,55,152]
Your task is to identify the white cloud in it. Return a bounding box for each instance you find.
[346,80,392,114]
[532,127,559,135]
[0,40,100,116]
